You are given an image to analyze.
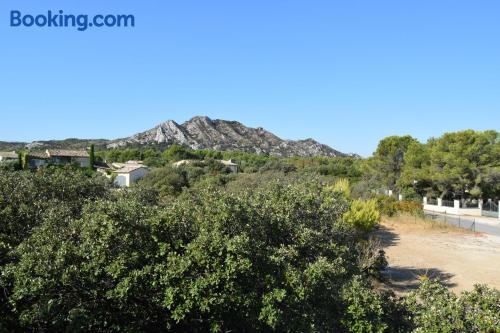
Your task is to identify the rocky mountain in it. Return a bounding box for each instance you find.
[106,116,346,157]
[0,116,347,157]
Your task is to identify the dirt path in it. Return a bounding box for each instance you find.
[377,217,500,294]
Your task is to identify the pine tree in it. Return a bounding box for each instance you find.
[17,151,22,170]
[89,144,95,170]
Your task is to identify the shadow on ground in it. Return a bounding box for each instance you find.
[373,225,456,292]
[382,266,456,292]
[373,225,400,247]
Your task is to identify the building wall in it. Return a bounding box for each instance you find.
[29,159,48,168]
[51,156,71,165]
[114,173,130,187]
[50,156,89,168]
[129,168,149,184]
[74,157,90,168]
[114,168,149,187]
[423,204,459,215]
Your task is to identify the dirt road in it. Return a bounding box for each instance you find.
[377,216,500,293]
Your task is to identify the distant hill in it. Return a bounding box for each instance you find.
[0,116,348,157]
[0,139,109,152]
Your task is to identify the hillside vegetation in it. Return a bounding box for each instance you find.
[0,129,499,332]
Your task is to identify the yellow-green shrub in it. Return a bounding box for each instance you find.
[324,178,351,199]
[343,199,381,233]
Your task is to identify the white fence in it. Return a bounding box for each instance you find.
[423,197,499,219]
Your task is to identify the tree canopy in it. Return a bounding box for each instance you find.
[0,151,498,332]
[400,130,500,199]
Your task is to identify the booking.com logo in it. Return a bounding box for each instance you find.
[10,10,135,31]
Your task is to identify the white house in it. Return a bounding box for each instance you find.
[114,164,149,187]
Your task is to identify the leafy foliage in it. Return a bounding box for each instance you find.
[3,177,389,332]
[343,199,381,233]
[404,280,500,333]
[89,144,95,170]
[328,178,352,199]
[400,130,500,199]
[0,139,499,332]
[0,167,111,332]
[368,136,419,192]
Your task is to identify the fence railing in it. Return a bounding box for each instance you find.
[460,201,479,208]
[424,212,477,232]
[441,200,454,207]
[423,197,500,219]
[482,201,499,218]
[483,201,499,212]
[427,198,438,205]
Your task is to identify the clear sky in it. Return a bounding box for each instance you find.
[0,1,499,156]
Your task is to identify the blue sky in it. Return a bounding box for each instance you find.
[0,1,499,156]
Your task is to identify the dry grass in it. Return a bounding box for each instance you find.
[382,213,470,233]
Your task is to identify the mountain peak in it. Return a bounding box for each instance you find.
[107,116,346,157]
[189,115,212,122]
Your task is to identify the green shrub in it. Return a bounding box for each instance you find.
[340,277,389,333]
[3,180,388,332]
[405,280,500,333]
[328,178,351,199]
[1,167,498,332]
[0,168,111,332]
[343,199,381,233]
[374,195,399,217]
[0,160,19,171]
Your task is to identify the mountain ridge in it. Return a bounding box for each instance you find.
[106,116,346,157]
[0,116,348,157]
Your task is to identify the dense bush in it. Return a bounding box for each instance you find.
[0,167,112,332]
[259,159,297,174]
[404,280,500,333]
[0,168,498,332]
[0,160,19,171]
[139,161,234,201]
[374,196,423,218]
[0,167,111,253]
[286,157,363,181]
[374,195,399,217]
[2,179,379,332]
[396,200,422,216]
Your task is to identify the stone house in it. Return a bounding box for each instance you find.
[46,150,90,168]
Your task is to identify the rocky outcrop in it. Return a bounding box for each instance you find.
[107,116,346,157]
[0,116,347,157]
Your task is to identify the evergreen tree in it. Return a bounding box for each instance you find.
[89,144,95,170]
[17,151,22,170]
[21,152,29,170]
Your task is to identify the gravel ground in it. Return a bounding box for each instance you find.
[376,217,500,294]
